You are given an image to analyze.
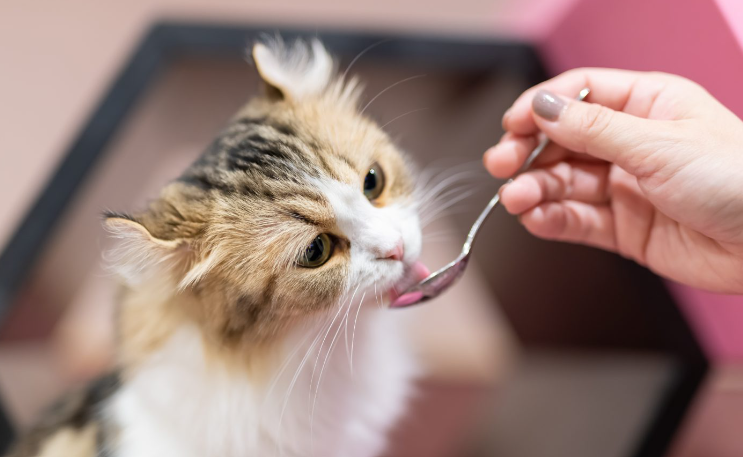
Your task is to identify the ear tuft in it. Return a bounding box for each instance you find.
[251,37,334,101]
[104,216,191,285]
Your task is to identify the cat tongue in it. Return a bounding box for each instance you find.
[410,261,430,282]
[390,291,425,308]
[388,261,430,308]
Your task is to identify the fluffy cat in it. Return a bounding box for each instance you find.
[6,38,430,457]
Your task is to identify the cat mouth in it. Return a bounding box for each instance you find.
[386,261,430,307]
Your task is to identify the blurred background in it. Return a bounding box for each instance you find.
[2,0,743,456]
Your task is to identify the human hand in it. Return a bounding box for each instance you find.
[484,68,743,294]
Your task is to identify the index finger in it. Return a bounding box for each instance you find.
[503,68,666,136]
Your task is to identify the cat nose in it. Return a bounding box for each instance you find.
[380,240,404,261]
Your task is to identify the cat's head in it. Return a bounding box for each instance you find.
[106,38,426,344]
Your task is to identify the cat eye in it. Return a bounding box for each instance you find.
[297,233,334,268]
[363,163,385,201]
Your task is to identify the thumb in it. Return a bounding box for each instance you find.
[531,89,676,177]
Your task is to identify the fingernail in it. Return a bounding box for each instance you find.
[532,89,566,121]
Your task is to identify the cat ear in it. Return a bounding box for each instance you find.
[252,38,334,101]
[104,214,192,285]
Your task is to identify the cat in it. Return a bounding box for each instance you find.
[5,38,431,457]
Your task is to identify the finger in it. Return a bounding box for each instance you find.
[529,137,607,169]
[501,161,612,214]
[520,201,617,252]
[483,133,538,178]
[505,68,642,136]
[532,92,686,178]
[606,166,656,264]
[484,133,602,179]
[503,68,677,136]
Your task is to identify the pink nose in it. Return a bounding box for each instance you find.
[382,241,404,261]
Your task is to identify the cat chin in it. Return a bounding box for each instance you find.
[386,261,430,306]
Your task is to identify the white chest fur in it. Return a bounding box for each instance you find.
[108,308,415,457]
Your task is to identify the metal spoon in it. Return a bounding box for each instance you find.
[391,88,590,308]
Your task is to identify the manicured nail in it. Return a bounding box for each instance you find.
[532,90,566,121]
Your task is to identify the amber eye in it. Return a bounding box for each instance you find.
[297,233,334,268]
[363,163,385,201]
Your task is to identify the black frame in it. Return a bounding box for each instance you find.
[0,21,706,456]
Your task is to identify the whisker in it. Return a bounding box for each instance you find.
[310,286,357,409]
[311,292,364,443]
[343,296,354,369]
[422,230,458,240]
[420,208,482,231]
[307,285,357,452]
[417,184,479,221]
[417,182,480,216]
[416,170,482,206]
[380,107,430,130]
[415,159,486,191]
[261,327,314,411]
[341,39,391,83]
[420,197,476,228]
[423,237,460,245]
[414,170,486,214]
[350,290,365,374]
[416,169,484,196]
[343,285,361,370]
[276,315,329,456]
[420,189,477,227]
[360,75,426,116]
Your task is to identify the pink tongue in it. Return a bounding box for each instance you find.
[390,291,424,308]
[411,261,431,282]
[388,261,430,308]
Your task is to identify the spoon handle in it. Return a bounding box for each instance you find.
[462,87,590,255]
[461,179,509,255]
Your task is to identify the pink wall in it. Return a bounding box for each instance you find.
[668,284,743,363]
[523,0,743,361]
[715,0,743,54]
[541,0,743,118]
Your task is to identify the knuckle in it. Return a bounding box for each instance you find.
[579,103,614,143]
[649,71,703,94]
[646,70,676,82]
[563,68,584,79]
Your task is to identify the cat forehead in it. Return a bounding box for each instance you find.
[180,102,398,194]
[248,97,389,162]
